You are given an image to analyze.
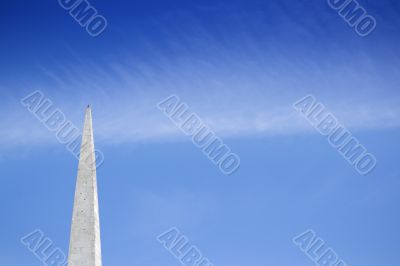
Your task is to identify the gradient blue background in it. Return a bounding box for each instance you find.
[1,0,400,265]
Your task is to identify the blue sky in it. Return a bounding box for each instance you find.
[1,0,400,265]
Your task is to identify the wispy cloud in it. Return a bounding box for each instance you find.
[1,3,399,150]
[2,58,399,150]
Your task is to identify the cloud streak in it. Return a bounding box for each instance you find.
[1,2,399,150]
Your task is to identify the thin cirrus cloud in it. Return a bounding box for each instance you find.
[1,2,400,149]
[2,51,399,150]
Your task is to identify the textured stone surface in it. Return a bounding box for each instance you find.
[68,106,102,266]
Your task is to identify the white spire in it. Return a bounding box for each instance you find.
[68,106,102,266]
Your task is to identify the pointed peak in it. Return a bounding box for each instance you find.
[85,105,92,115]
[84,105,92,122]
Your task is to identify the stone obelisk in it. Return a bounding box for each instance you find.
[68,106,102,266]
